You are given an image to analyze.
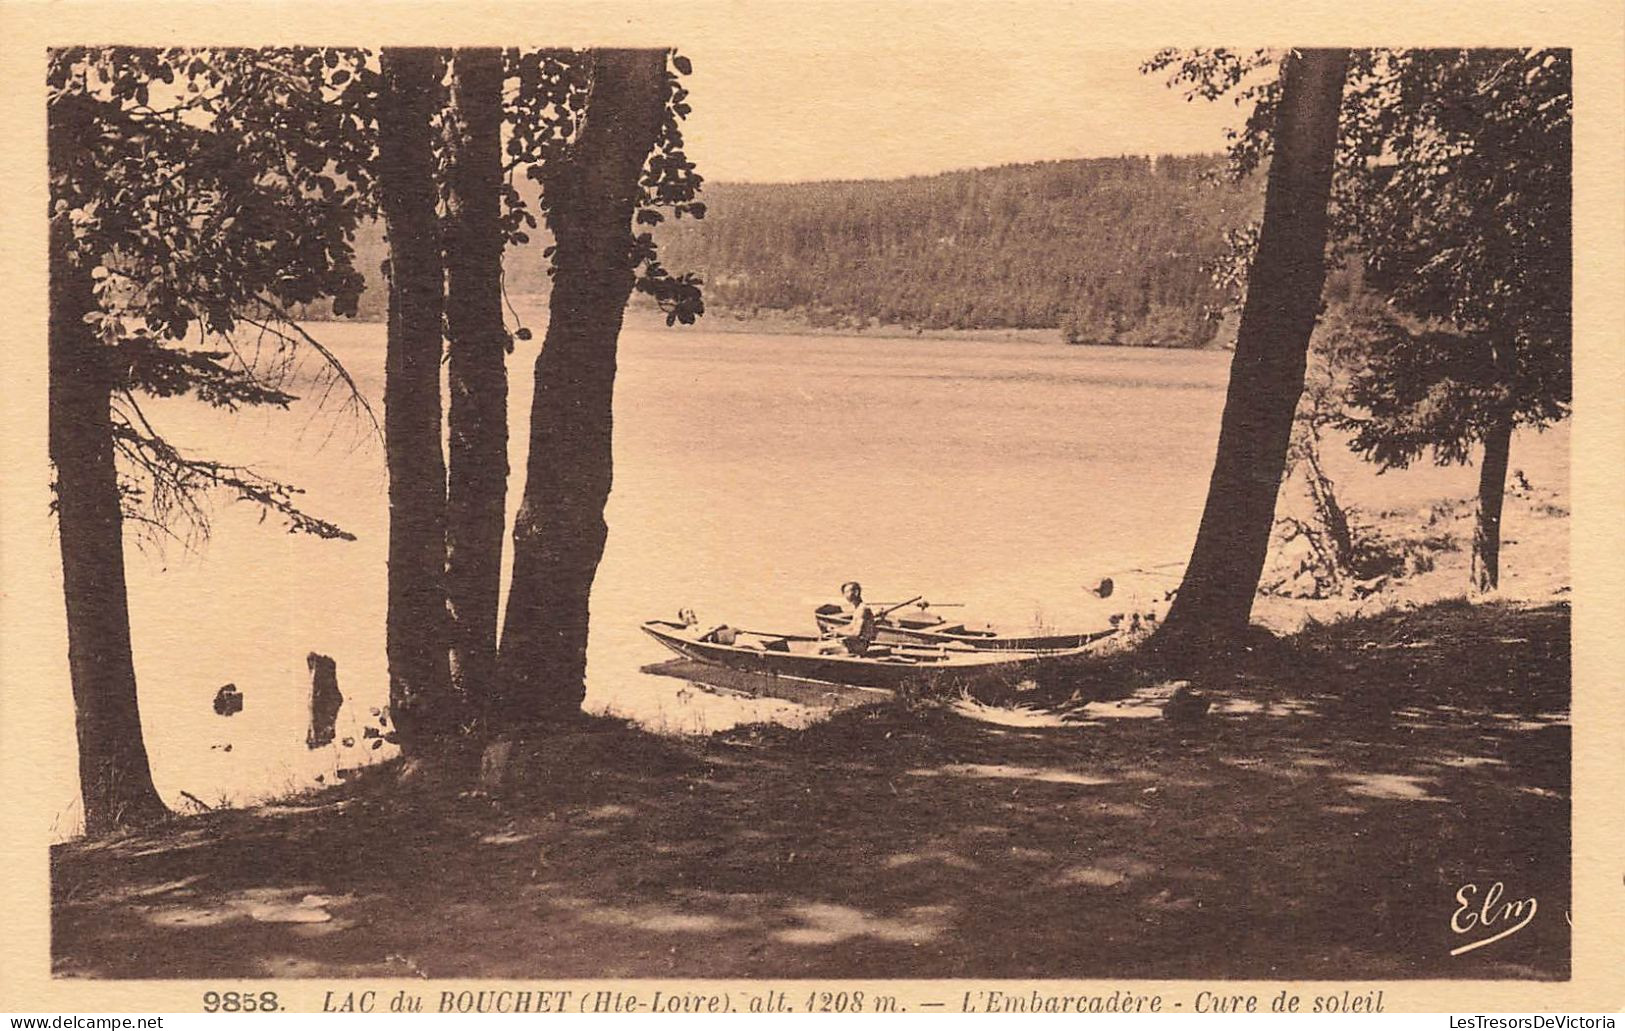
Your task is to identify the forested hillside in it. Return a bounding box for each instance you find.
[657,155,1260,345]
[323,154,1262,347]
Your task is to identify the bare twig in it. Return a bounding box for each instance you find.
[247,296,382,443]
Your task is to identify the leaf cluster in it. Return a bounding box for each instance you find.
[504,48,706,325]
[50,46,376,543]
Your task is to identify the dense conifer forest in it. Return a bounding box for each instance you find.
[328,154,1262,347]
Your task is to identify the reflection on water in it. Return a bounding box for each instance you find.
[33,316,1570,832]
[640,657,894,713]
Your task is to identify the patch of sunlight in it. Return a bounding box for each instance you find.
[1212,698,1319,718]
[580,803,638,821]
[145,904,238,929]
[1434,755,1509,769]
[883,848,980,871]
[1335,772,1448,802]
[1519,785,1563,799]
[480,830,536,845]
[950,699,1079,728]
[123,832,217,859]
[108,875,209,902]
[144,887,352,930]
[1052,854,1156,889]
[1323,804,1367,815]
[906,763,1114,786]
[238,890,349,924]
[1120,769,1215,790]
[1077,699,1163,719]
[255,800,351,819]
[1145,887,1200,912]
[773,902,950,946]
[1084,801,1147,818]
[1489,712,1568,731]
[1053,866,1126,888]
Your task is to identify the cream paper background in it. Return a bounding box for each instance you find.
[1,0,1621,1013]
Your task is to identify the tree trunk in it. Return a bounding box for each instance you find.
[1156,48,1349,654]
[1471,408,1515,592]
[377,49,452,748]
[48,214,168,835]
[497,49,668,723]
[443,48,509,730]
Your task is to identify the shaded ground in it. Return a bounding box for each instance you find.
[52,599,1569,980]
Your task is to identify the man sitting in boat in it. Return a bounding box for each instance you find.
[820,580,879,656]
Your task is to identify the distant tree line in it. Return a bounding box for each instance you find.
[316,154,1261,347]
[655,156,1259,344]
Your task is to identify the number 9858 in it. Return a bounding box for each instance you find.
[202,991,280,1013]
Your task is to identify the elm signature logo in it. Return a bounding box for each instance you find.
[1450,881,1536,956]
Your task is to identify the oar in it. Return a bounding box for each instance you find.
[876,595,925,618]
[821,596,924,639]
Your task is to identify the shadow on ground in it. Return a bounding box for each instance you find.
[52,599,1569,980]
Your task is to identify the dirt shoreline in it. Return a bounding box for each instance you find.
[303,299,1221,349]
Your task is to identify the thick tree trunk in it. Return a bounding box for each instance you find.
[497,50,668,723]
[1471,409,1514,593]
[378,49,452,748]
[1156,49,1349,654]
[443,49,509,729]
[48,215,168,835]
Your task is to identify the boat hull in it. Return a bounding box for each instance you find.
[641,621,1084,690]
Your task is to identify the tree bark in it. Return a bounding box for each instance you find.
[48,214,169,835]
[1471,408,1514,593]
[497,49,668,723]
[377,49,452,748]
[443,48,509,730]
[1156,48,1349,654]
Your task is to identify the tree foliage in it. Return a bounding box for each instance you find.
[1146,47,1572,464]
[503,49,706,327]
[48,46,376,544]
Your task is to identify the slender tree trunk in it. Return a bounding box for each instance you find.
[443,48,509,730]
[1302,428,1354,571]
[378,49,452,748]
[48,215,168,835]
[1471,408,1515,592]
[1156,48,1349,654]
[497,49,668,723]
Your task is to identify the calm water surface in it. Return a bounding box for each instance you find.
[36,320,1570,832]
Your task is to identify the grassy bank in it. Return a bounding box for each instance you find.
[52,591,1568,980]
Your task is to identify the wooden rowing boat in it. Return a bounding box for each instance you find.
[640,619,1091,690]
[813,604,1117,652]
[640,657,893,710]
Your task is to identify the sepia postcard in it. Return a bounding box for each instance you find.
[2,0,1622,1017]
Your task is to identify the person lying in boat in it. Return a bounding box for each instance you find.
[820,580,879,656]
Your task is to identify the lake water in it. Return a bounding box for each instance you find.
[34,318,1569,834]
